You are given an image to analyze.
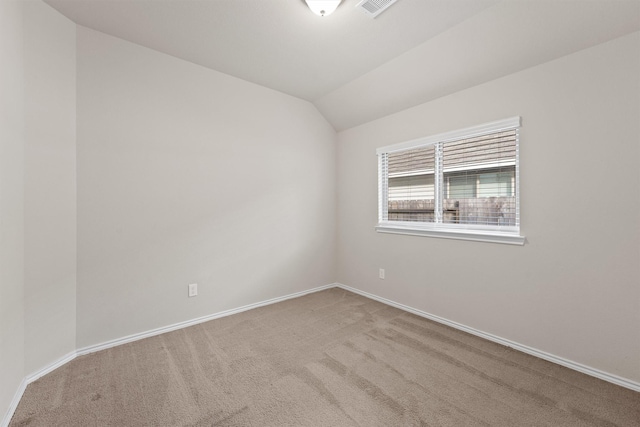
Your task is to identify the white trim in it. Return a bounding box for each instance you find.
[2,350,77,427]
[376,116,521,154]
[377,117,522,242]
[378,153,388,223]
[25,351,77,384]
[376,223,525,245]
[1,379,26,427]
[334,283,640,392]
[3,280,638,427]
[1,283,334,426]
[76,283,335,356]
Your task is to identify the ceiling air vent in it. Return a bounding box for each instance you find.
[355,0,398,18]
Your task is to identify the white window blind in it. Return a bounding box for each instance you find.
[376,117,524,245]
[387,146,435,222]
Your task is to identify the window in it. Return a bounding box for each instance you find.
[377,117,524,245]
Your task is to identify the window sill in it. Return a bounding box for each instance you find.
[375,223,525,245]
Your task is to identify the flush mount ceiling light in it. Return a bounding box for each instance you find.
[305,0,342,17]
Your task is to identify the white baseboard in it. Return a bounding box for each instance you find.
[2,349,76,427]
[0,351,76,427]
[1,283,334,427]
[1,379,25,427]
[335,282,640,392]
[4,281,638,427]
[25,351,77,384]
[76,283,335,356]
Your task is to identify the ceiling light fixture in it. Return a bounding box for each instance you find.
[305,0,342,17]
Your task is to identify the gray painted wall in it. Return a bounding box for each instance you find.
[337,32,640,382]
[23,0,77,376]
[76,27,338,348]
[1,1,77,421]
[0,0,26,420]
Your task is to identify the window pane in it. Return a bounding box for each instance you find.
[387,146,435,222]
[446,173,476,199]
[478,171,513,197]
[441,130,517,227]
[443,167,516,226]
[377,117,521,235]
[389,175,434,201]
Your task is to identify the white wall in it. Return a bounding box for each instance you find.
[0,0,26,421]
[76,27,337,348]
[23,0,76,375]
[337,33,640,382]
[1,1,77,421]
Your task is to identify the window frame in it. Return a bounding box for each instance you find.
[376,117,525,245]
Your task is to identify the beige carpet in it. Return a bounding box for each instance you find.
[10,288,640,426]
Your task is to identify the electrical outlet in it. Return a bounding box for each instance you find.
[379,268,385,279]
[188,283,198,297]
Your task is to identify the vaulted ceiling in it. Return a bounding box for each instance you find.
[44,0,640,130]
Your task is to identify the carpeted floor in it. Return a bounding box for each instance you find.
[10,288,640,426]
